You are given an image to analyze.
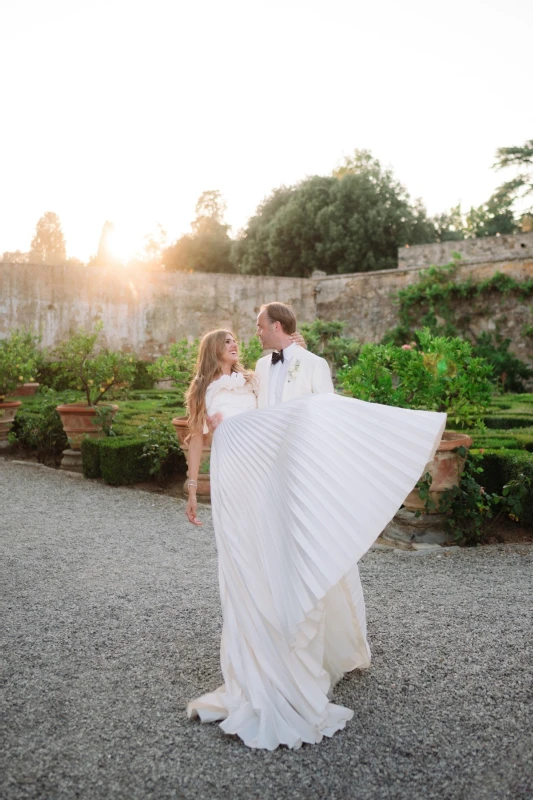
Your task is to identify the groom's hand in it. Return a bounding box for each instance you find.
[206,412,223,433]
[291,332,307,349]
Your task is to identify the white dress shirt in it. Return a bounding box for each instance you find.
[268,342,297,406]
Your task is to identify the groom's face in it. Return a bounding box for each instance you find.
[256,310,280,350]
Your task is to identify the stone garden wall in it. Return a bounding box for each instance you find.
[0,263,318,357]
[1,255,532,362]
[316,259,533,363]
[398,231,533,269]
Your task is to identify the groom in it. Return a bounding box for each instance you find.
[255,302,334,406]
[207,302,334,431]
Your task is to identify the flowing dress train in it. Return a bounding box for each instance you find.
[187,376,446,750]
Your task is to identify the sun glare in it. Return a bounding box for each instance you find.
[106,227,141,265]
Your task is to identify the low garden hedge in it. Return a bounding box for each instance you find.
[483,415,533,430]
[82,437,152,485]
[473,448,533,527]
[471,430,533,452]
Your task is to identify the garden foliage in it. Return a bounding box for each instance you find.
[383,259,533,392]
[138,417,185,479]
[9,387,73,463]
[339,329,494,429]
[298,320,360,373]
[0,330,40,399]
[53,322,137,406]
[81,437,152,485]
[417,450,530,545]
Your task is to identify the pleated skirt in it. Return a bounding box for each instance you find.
[187,393,447,749]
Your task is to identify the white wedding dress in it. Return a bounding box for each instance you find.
[187,372,446,750]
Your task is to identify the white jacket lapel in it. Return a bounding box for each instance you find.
[281,346,308,402]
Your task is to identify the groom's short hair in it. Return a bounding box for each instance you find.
[261,302,297,334]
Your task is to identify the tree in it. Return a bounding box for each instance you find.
[88,221,120,267]
[465,188,518,238]
[493,138,533,229]
[163,190,234,273]
[2,250,30,263]
[29,212,67,264]
[140,224,167,268]
[233,151,436,277]
[193,190,227,226]
[432,204,466,242]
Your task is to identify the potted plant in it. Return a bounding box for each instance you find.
[147,339,199,400]
[53,322,136,450]
[338,328,494,510]
[0,330,39,447]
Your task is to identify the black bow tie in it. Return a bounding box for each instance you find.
[271,350,284,365]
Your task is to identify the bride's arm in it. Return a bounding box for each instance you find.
[186,431,203,526]
[290,332,307,349]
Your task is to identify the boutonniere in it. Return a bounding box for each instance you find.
[287,360,301,382]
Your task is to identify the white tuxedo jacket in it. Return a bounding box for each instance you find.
[255,345,334,408]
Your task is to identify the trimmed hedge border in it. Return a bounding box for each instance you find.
[483,415,533,430]
[473,448,533,527]
[472,431,533,452]
[81,437,152,486]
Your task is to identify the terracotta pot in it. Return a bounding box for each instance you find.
[403,430,473,513]
[56,402,119,451]
[172,416,212,500]
[11,382,40,397]
[0,400,22,447]
[155,378,174,390]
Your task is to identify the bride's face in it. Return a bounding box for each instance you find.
[219,335,239,367]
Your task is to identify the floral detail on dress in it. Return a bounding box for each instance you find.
[207,372,247,395]
[207,371,259,400]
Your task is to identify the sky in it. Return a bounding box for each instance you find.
[0,0,532,261]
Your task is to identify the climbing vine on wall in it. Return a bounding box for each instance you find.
[382,257,533,345]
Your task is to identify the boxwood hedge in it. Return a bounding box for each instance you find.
[81,437,152,486]
[473,448,533,526]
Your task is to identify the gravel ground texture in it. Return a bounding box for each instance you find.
[1,459,532,800]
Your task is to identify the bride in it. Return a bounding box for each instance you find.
[184,329,446,750]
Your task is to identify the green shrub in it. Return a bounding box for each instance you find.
[240,337,263,370]
[131,360,154,390]
[339,329,493,429]
[147,339,198,402]
[138,417,185,479]
[483,415,533,429]
[472,332,533,393]
[299,320,360,373]
[473,449,533,527]
[81,437,152,485]
[9,388,74,463]
[81,438,102,479]
[53,322,136,406]
[100,438,151,485]
[416,448,531,544]
[0,329,39,399]
[36,360,78,391]
[471,426,533,452]
[471,437,521,450]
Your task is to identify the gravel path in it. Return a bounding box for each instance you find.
[1,459,532,800]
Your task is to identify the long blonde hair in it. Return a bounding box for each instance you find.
[185,329,255,436]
